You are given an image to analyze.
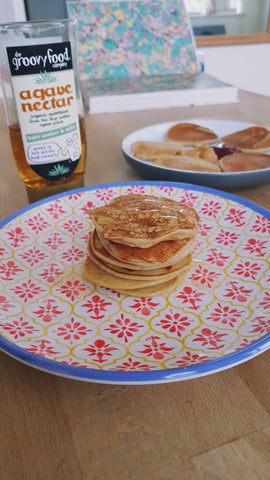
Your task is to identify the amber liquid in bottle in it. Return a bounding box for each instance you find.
[9,116,86,188]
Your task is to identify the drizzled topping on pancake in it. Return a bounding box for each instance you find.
[89,194,199,247]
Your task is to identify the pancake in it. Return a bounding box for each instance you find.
[116,271,187,297]
[186,145,218,164]
[131,140,184,160]
[153,155,220,172]
[97,231,197,267]
[165,122,219,145]
[88,240,192,281]
[83,256,186,297]
[221,126,270,153]
[89,231,193,272]
[84,255,181,291]
[89,194,199,248]
[219,152,270,172]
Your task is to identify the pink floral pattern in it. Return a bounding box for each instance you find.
[0,185,269,377]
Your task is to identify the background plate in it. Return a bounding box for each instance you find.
[0,181,269,384]
[122,119,270,189]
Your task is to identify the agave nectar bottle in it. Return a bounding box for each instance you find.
[0,20,86,190]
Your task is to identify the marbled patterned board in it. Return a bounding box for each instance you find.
[67,0,199,80]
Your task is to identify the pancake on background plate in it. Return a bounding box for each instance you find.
[221,126,270,153]
[153,155,220,172]
[131,140,184,160]
[84,194,199,296]
[165,122,219,145]
[219,152,270,172]
[185,145,218,164]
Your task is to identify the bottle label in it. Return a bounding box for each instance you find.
[7,42,82,181]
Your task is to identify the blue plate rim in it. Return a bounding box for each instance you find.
[0,180,269,384]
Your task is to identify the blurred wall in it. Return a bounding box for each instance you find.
[198,43,270,97]
[0,0,26,22]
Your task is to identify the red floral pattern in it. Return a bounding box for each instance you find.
[193,328,227,350]
[155,309,192,338]
[104,313,144,343]
[231,260,263,281]
[129,297,160,316]
[46,199,67,219]
[24,212,51,233]
[11,278,46,303]
[205,303,244,328]
[33,298,64,323]
[0,316,41,340]
[214,228,241,247]
[43,232,66,251]
[243,238,268,257]
[56,278,87,302]
[83,339,118,363]
[139,336,174,360]
[224,207,247,227]
[18,245,48,267]
[52,317,92,344]
[249,316,270,335]
[0,295,15,313]
[250,214,270,234]
[199,199,223,218]
[0,260,24,280]
[81,295,112,320]
[111,357,153,371]
[6,227,29,248]
[173,351,215,367]
[222,281,253,303]
[175,286,206,311]
[190,264,221,288]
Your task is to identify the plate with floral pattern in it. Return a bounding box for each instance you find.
[0,181,269,384]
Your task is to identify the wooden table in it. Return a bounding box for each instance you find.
[0,90,269,480]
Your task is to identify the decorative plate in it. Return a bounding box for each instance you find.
[0,181,269,384]
[121,119,270,189]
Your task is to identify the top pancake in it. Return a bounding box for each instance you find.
[165,122,219,145]
[89,194,199,248]
[221,126,270,153]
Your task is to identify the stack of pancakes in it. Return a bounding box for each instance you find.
[84,194,199,297]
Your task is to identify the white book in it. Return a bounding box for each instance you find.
[81,72,238,114]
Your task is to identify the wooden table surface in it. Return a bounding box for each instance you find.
[0,90,269,480]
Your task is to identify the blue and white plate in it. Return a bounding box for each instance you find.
[122,119,270,189]
[0,181,269,384]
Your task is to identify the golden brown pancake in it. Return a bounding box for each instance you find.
[84,256,187,297]
[153,155,220,172]
[186,145,218,164]
[97,231,197,267]
[219,152,270,172]
[165,122,219,145]
[115,271,187,297]
[131,140,184,160]
[89,194,199,248]
[89,231,193,272]
[88,240,192,281]
[84,256,181,291]
[221,126,270,153]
